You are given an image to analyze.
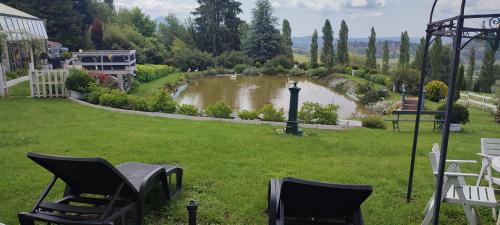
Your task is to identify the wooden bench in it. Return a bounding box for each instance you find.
[385,110,445,132]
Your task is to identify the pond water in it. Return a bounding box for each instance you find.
[174,75,364,118]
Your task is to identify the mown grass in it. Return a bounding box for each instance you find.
[7,80,31,97]
[0,95,499,225]
[293,53,309,63]
[130,72,184,96]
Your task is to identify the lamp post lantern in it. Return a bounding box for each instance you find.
[285,81,303,136]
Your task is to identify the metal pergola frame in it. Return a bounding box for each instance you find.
[405,0,500,224]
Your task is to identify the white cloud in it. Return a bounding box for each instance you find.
[274,0,386,12]
[437,0,500,14]
[114,0,197,18]
[350,11,384,18]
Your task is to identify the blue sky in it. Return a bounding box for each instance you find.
[114,0,500,38]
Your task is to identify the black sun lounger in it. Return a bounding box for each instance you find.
[268,177,373,225]
[18,152,183,225]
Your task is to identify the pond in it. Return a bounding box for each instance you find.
[174,75,364,119]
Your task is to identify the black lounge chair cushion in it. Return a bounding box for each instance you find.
[270,177,373,225]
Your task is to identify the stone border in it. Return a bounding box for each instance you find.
[68,98,362,130]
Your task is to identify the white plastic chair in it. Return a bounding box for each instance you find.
[477,138,500,187]
[422,144,499,225]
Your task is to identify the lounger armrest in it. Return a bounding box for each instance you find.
[446,159,477,164]
[434,172,479,177]
[477,153,497,160]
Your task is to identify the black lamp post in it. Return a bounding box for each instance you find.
[285,81,302,136]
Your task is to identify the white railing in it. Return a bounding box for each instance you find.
[29,69,69,98]
[460,92,498,112]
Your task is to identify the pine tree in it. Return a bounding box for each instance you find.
[382,41,390,74]
[310,30,319,68]
[365,27,377,69]
[192,0,243,55]
[412,37,426,70]
[281,19,293,61]
[245,0,282,63]
[478,49,496,92]
[429,36,443,81]
[90,19,103,50]
[337,20,349,65]
[399,31,410,67]
[321,19,335,67]
[467,47,476,91]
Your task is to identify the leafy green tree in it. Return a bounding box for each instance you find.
[90,19,103,50]
[478,49,496,92]
[321,19,335,67]
[429,36,443,81]
[337,20,349,65]
[281,19,293,61]
[115,7,156,37]
[467,47,476,91]
[412,37,426,70]
[310,30,319,68]
[365,27,377,69]
[382,41,389,74]
[245,0,282,63]
[399,31,410,67]
[454,65,465,102]
[157,15,190,53]
[192,0,243,55]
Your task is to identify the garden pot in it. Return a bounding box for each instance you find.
[70,91,84,100]
[352,69,357,76]
[450,123,462,132]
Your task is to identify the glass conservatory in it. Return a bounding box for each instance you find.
[0,3,48,72]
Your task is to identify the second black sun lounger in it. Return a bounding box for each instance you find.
[18,152,183,225]
[268,177,373,225]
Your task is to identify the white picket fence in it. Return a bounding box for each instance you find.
[30,69,69,98]
[460,92,498,112]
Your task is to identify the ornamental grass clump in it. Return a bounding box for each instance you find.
[260,104,285,122]
[238,110,259,120]
[205,102,232,118]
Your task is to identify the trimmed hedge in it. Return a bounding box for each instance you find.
[136,64,176,82]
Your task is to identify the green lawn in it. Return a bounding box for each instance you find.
[293,53,309,63]
[0,83,499,225]
[130,72,183,96]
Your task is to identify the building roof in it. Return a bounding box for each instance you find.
[0,3,39,20]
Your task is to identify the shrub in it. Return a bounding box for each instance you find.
[205,102,232,118]
[215,51,253,68]
[372,74,389,85]
[355,83,373,95]
[173,48,214,71]
[334,65,347,74]
[425,80,448,102]
[362,115,386,129]
[177,104,199,116]
[299,102,339,125]
[261,61,279,75]
[242,67,260,76]
[288,67,305,76]
[233,64,249,74]
[365,100,395,115]
[305,67,328,78]
[86,85,111,104]
[269,55,294,69]
[360,90,388,105]
[369,69,379,74]
[127,95,149,111]
[436,103,470,124]
[275,65,288,74]
[136,64,175,82]
[238,110,259,120]
[89,72,118,88]
[66,69,95,93]
[6,71,18,80]
[354,69,366,78]
[99,89,129,108]
[298,62,309,70]
[260,104,285,122]
[147,89,177,113]
[384,77,393,89]
[345,66,352,76]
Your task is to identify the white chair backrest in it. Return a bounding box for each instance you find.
[429,143,441,173]
[482,138,500,156]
